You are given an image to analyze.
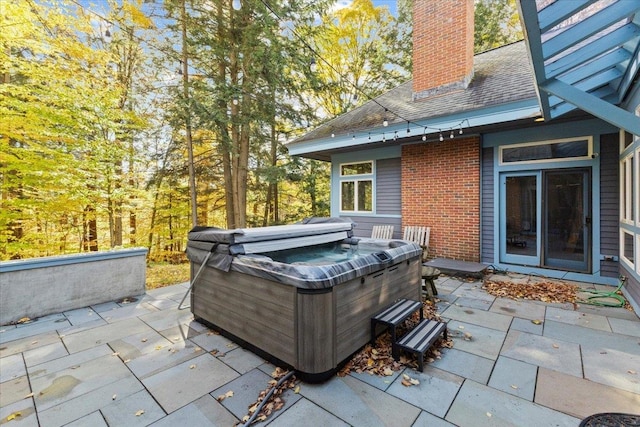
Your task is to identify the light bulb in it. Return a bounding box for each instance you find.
[450,130,454,139]
[331,133,335,138]
[232,0,241,10]
[422,134,426,142]
[383,118,388,127]
[439,132,443,142]
[232,98,238,105]
[393,131,397,141]
[382,133,386,142]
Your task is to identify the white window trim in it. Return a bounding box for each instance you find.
[498,136,593,166]
[339,161,374,213]
[621,152,634,225]
[621,230,635,271]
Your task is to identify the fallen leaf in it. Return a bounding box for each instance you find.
[486,412,492,417]
[409,378,420,385]
[628,370,637,375]
[7,412,21,421]
[294,385,300,394]
[154,346,163,351]
[531,319,542,325]
[458,325,465,329]
[24,392,34,398]
[510,384,519,389]
[401,379,412,387]
[112,394,117,400]
[383,367,394,376]
[189,364,196,369]
[552,343,559,349]
[463,332,473,341]
[141,338,148,343]
[112,352,119,357]
[402,374,410,381]
[31,341,38,345]
[135,410,144,416]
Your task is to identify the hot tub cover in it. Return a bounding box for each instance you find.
[186,219,421,289]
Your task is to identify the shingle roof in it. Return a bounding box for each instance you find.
[291,41,537,144]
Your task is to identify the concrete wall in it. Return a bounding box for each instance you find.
[0,248,147,325]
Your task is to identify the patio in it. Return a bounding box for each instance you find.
[1,275,639,426]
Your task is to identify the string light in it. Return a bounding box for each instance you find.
[406,122,411,134]
[382,132,386,142]
[439,131,444,142]
[450,130,454,139]
[232,0,242,10]
[382,109,389,127]
[310,57,317,72]
[393,131,398,141]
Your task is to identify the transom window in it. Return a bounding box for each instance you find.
[340,161,373,212]
[500,137,592,165]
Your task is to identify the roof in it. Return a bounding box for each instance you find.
[518,0,640,135]
[288,41,541,159]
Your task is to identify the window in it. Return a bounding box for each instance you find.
[500,137,591,165]
[619,107,640,277]
[340,161,373,212]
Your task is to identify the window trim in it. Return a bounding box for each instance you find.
[498,136,593,166]
[339,161,374,213]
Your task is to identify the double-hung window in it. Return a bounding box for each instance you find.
[620,107,640,278]
[340,161,373,213]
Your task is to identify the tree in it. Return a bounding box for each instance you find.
[474,0,523,53]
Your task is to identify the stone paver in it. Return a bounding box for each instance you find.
[535,368,640,419]
[446,380,580,427]
[268,398,350,426]
[429,347,494,384]
[148,394,237,426]
[490,297,546,321]
[100,389,166,426]
[608,316,640,337]
[142,353,239,413]
[2,280,639,427]
[545,306,612,332]
[488,356,537,400]
[386,367,463,418]
[301,374,422,426]
[445,319,507,360]
[441,304,512,332]
[501,330,583,378]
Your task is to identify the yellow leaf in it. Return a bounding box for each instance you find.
[7,412,22,421]
[294,385,300,394]
[224,390,234,398]
[531,319,542,325]
[367,358,374,367]
[383,368,393,376]
[135,410,145,416]
[154,346,163,351]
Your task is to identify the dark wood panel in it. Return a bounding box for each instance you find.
[297,290,335,373]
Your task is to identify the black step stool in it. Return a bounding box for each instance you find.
[371,298,423,359]
[393,319,447,371]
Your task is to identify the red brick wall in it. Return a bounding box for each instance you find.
[413,0,474,95]
[401,137,481,261]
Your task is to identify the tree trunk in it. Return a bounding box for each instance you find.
[181,0,198,228]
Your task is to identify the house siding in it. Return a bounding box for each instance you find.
[481,146,494,264]
[340,157,402,239]
[599,133,620,278]
[401,137,481,261]
[376,158,401,215]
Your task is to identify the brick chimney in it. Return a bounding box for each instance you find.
[413,0,474,100]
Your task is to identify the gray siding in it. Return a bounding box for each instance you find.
[620,265,640,312]
[599,133,619,278]
[342,157,402,239]
[342,216,402,240]
[481,147,494,264]
[376,158,401,215]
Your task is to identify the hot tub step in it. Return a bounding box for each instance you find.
[393,319,447,372]
[370,298,423,356]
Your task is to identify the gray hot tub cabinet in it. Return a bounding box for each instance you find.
[186,221,422,381]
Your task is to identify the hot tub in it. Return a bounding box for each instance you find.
[186,219,422,381]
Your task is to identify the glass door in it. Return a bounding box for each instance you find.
[500,173,540,266]
[543,169,591,272]
[500,169,591,272]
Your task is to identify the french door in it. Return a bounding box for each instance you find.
[500,168,591,272]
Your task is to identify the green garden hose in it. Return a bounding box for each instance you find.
[578,277,627,308]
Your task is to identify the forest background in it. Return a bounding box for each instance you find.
[1,0,520,284]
